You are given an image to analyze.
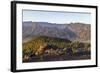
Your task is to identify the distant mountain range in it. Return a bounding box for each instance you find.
[22,21,91,43]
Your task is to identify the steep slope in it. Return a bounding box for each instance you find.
[67,23,91,41]
[22,22,91,43]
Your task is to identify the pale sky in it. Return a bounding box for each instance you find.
[23,10,91,24]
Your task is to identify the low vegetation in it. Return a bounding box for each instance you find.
[23,36,91,62]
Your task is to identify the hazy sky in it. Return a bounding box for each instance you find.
[23,10,91,24]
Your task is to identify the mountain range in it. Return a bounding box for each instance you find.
[22,21,91,43]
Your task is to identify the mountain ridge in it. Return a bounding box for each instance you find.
[22,21,91,43]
